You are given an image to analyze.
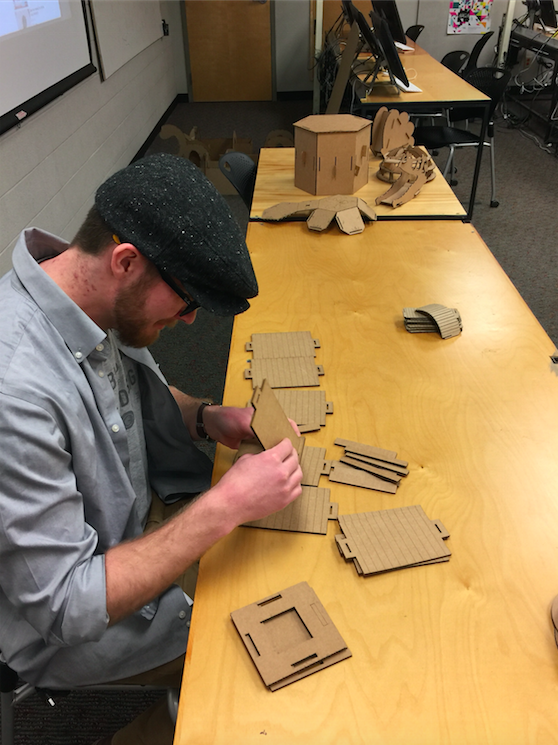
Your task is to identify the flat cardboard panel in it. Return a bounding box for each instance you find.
[250,380,305,457]
[336,505,451,576]
[300,446,328,487]
[231,582,351,689]
[329,461,398,494]
[247,331,320,359]
[246,358,324,388]
[335,438,408,468]
[340,455,402,484]
[242,486,337,534]
[274,389,332,427]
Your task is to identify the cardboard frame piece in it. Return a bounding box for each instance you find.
[336,505,451,577]
[245,357,324,389]
[261,196,377,236]
[231,582,351,690]
[274,389,333,430]
[246,331,320,359]
[243,486,338,534]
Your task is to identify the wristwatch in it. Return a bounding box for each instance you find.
[196,401,214,441]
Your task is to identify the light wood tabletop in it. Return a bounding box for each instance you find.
[251,148,466,220]
[358,46,490,107]
[175,220,558,745]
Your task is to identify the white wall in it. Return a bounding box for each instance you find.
[0,0,185,275]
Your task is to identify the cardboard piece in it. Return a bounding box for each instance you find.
[261,195,377,236]
[236,439,329,489]
[242,486,338,534]
[335,505,451,576]
[230,581,351,690]
[250,380,305,458]
[246,331,320,359]
[371,107,415,157]
[264,129,294,148]
[294,114,372,196]
[159,125,257,195]
[274,389,333,428]
[245,357,324,388]
[330,438,409,493]
[403,305,462,339]
[377,146,436,185]
[329,461,398,494]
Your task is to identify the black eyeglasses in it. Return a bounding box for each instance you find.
[157,268,200,316]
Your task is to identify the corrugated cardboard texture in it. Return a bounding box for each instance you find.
[246,331,320,359]
[251,380,305,457]
[335,438,408,468]
[245,357,324,388]
[329,461,398,494]
[336,505,451,576]
[274,389,333,428]
[230,581,351,690]
[403,304,462,339]
[242,486,337,534]
[300,446,329,487]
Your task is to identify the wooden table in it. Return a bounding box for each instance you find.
[356,46,490,221]
[175,220,558,745]
[251,148,466,221]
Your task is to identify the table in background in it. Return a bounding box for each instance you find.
[251,147,466,221]
[175,219,558,745]
[355,46,490,221]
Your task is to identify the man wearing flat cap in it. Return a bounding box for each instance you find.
[0,154,303,744]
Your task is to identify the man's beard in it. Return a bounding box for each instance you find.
[112,270,177,348]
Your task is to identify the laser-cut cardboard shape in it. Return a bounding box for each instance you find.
[262,195,377,235]
[231,582,351,690]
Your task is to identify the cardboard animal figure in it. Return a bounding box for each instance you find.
[371,106,415,157]
[375,146,436,208]
[261,195,377,235]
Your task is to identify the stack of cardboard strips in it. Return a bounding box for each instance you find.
[231,582,351,690]
[335,505,451,576]
[403,304,462,339]
[244,331,325,388]
[328,438,409,495]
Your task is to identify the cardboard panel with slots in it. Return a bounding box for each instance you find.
[238,380,336,533]
[245,331,325,389]
[231,582,351,690]
[328,438,409,494]
[336,505,451,577]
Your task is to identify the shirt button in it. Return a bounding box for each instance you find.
[111,424,120,433]
[98,371,104,377]
[178,610,187,620]
[96,344,104,352]
[75,351,83,359]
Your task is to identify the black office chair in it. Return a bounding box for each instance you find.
[441,50,470,75]
[405,24,424,42]
[218,152,257,210]
[413,67,511,208]
[462,31,494,74]
[1,652,178,745]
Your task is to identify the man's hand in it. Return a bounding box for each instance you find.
[203,405,254,449]
[212,438,303,526]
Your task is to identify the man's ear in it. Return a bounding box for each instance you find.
[110,243,146,279]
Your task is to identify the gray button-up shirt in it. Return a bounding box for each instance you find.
[0,229,213,687]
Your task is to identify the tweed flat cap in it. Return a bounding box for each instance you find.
[95,153,258,315]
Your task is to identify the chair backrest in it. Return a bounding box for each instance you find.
[405,24,424,42]
[441,50,470,75]
[218,152,257,209]
[463,66,511,119]
[462,30,494,73]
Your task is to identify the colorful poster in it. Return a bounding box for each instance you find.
[447,0,493,34]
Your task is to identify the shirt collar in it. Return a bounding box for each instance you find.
[12,228,107,360]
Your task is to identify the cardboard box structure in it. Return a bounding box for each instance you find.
[231,582,351,690]
[294,114,372,196]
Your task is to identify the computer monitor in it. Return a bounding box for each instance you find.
[539,0,557,27]
[371,1,406,45]
[368,9,409,86]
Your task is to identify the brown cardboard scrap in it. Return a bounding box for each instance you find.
[334,438,403,465]
[342,451,409,477]
[274,389,332,427]
[329,461,398,494]
[242,486,337,534]
[300,446,329,487]
[334,206,365,235]
[371,108,415,157]
[250,380,305,457]
[335,505,451,576]
[403,305,462,339]
[230,581,351,690]
[245,357,324,388]
[246,331,320,359]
